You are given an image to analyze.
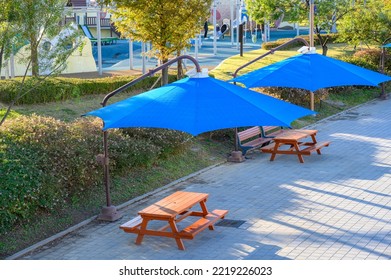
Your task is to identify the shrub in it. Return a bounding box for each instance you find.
[261,34,339,50]
[121,128,191,159]
[0,75,177,105]
[0,114,188,232]
[338,48,391,75]
[253,87,329,109]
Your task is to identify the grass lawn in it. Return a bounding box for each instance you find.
[210,43,357,81]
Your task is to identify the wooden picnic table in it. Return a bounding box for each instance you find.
[120,191,228,250]
[261,129,330,163]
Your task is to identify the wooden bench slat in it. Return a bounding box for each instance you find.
[261,126,286,138]
[179,209,228,239]
[260,143,277,153]
[300,141,331,155]
[120,215,143,233]
[238,127,261,140]
[244,138,271,147]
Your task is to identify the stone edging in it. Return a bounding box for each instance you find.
[6,162,224,260]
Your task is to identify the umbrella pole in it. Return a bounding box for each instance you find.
[309,0,315,49]
[96,131,122,221]
[234,127,239,151]
[228,127,245,162]
[380,47,387,100]
[309,1,315,111]
[310,91,315,111]
[228,84,245,163]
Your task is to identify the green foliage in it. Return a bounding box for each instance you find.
[122,128,190,158]
[111,0,211,62]
[0,75,176,105]
[246,0,287,24]
[0,114,191,232]
[337,0,391,46]
[0,109,21,120]
[339,48,391,74]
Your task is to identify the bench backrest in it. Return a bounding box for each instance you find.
[237,126,262,142]
[261,126,285,137]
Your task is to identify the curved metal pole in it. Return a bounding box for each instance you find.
[232,37,309,78]
[101,55,201,106]
[98,55,201,221]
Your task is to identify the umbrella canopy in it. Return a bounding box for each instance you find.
[230,53,391,92]
[84,76,314,135]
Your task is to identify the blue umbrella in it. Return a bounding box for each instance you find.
[84,76,315,135]
[230,52,391,92]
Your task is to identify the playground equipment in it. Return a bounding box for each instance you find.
[1,24,96,77]
[79,25,118,45]
[209,22,230,39]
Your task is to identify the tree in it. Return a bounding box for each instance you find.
[246,0,286,26]
[246,0,351,55]
[310,0,351,55]
[108,0,212,85]
[337,0,391,46]
[0,1,21,77]
[1,0,79,78]
[16,0,80,77]
[0,0,82,126]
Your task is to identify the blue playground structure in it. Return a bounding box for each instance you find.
[92,29,309,70]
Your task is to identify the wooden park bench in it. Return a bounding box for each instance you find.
[260,126,286,138]
[237,126,286,156]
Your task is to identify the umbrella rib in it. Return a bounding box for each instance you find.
[100,86,181,130]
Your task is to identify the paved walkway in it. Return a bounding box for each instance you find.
[16,97,391,260]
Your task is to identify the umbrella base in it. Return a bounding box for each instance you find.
[228,151,246,163]
[97,205,122,222]
[379,93,389,100]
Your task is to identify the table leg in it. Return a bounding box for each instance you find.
[168,220,185,250]
[135,218,149,245]
[270,142,282,161]
[200,200,214,230]
[293,142,304,163]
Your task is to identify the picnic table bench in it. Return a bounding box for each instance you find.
[120,191,228,250]
[260,129,331,163]
[237,126,286,156]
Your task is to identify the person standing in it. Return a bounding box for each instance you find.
[204,21,208,38]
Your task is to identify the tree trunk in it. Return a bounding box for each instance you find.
[315,31,328,56]
[30,37,39,77]
[177,51,184,80]
[322,44,328,56]
[0,45,4,79]
[161,58,169,86]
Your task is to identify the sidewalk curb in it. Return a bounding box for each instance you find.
[6,162,224,260]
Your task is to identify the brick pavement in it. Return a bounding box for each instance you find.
[16,98,391,260]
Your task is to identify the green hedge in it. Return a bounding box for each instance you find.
[0,115,190,232]
[0,75,177,105]
[262,34,339,50]
[339,48,391,74]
